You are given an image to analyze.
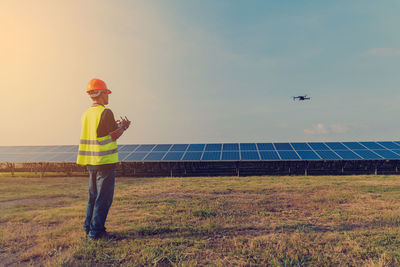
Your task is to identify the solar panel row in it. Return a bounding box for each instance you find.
[1,142,400,162]
[121,148,400,161]
[0,153,77,162]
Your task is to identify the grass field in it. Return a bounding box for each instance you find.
[1,174,400,266]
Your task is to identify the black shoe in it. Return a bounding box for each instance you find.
[88,231,116,240]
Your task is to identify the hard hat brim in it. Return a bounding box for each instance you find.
[86,89,112,94]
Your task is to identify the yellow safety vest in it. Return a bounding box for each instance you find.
[76,105,119,165]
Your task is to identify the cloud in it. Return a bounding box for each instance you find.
[330,123,348,134]
[304,123,328,135]
[365,48,400,56]
[304,123,350,136]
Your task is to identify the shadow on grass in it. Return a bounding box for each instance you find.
[107,218,400,241]
[107,225,270,241]
[276,219,400,233]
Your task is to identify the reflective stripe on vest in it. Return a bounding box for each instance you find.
[80,139,115,145]
[76,105,119,166]
[78,148,118,157]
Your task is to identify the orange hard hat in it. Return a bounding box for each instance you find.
[86,78,112,94]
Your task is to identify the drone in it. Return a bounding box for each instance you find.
[292,94,311,101]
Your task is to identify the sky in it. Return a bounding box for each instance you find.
[1,0,400,146]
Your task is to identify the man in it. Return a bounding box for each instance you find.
[77,78,131,239]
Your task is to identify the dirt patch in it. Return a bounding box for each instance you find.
[0,251,23,267]
[0,221,61,266]
[151,191,278,201]
[0,196,69,208]
[148,192,200,200]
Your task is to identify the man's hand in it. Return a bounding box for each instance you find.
[120,116,131,130]
[110,116,132,141]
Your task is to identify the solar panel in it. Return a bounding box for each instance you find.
[372,150,400,159]
[278,151,300,160]
[0,153,36,162]
[182,152,202,161]
[0,154,11,161]
[274,143,293,150]
[12,146,57,153]
[325,142,347,150]
[163,152,184,161]
[353,150,382,160]
[256,143,274,150]
[334,150,361,160]
[50,146,77,152]
[308,143,330,150]
[187,144,205,151]
[240,143,257,151]
[32,153,58,162]
[40,146,59,152]
[125,152,148,161]
[259,151,280,160]
[6,147,22,153]
[170,144,188,151]
[241,151,260,160]
[222,143,239,151]
[222,151,240,160]
[144,152,166,161]
[315,150,340,160]
[3,142,400,163]
[0,147,13,153]
[205,144,222,151]
[136,145,155,152]
[0,154,13,161]
[118,152,131,161]
[359,142,385,150]
[9,147,28,153]
[296,150,320,160]
[202,152,221,160]
[377,142,400,149]
[50,153,77,162]
[153,144,172,151]
[119,145,139,152]
[66,146,79,152]
[342,142,365,149]
[291,143,311,150]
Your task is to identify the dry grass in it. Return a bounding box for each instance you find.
[1,175,400,266]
